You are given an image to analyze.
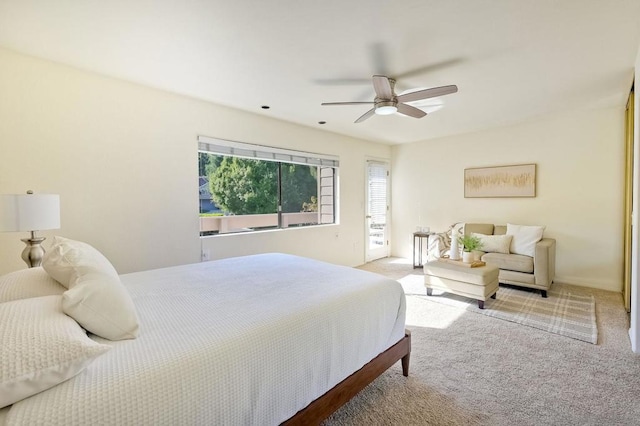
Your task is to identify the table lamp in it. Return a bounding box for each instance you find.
[0,191,61,267]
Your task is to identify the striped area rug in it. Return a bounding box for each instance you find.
[423,286,598,344]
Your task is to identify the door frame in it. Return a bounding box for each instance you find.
[624,86,634,313]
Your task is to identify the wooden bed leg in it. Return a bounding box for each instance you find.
[541,290,548,298]
[401,330,411,377]
[426,288,433,296]
[478,300,484,309]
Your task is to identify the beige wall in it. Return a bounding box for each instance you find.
[0,45,627,294]
[391,108,625,292]
[0,47,390,275]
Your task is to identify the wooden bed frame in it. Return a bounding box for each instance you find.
[283,330,411,425]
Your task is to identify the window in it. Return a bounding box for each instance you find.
[198,136,338,236]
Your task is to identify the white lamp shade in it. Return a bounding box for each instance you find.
[0,194,61,232]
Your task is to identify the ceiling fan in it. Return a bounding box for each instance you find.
[321,75,458,123]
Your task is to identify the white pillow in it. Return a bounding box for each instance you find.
[43,237,118,289]
[43,236,140,341]
[506,224,545,257]
[0,267,65,303]
[471,233,512,254]
[0,296,111,408]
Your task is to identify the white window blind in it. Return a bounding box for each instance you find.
[198,135,339,167]
[368,162,387,225]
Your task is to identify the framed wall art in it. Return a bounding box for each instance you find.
[464,163,536,198]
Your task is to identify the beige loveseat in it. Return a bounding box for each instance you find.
[428,223,556,297]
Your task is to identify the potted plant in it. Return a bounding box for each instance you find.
[457,235,483,263]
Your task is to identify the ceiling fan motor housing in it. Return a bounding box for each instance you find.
[375,99,398,115]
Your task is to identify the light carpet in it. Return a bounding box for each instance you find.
[321,257,635,425]
[421,286,598,344]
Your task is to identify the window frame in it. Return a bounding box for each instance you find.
[198,136,338,236]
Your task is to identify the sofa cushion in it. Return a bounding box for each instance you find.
[499,269,536,285]
[482,252,534,274]
[464,223,494,236]
[424,261,499,285]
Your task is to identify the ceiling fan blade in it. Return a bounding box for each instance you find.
[321,101,374,106]
[372,75,393,99]
[397,103,427,119]
[354,108,376,123]
[397,85,458,103]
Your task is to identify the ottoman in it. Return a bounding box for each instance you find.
[423,260,499,309]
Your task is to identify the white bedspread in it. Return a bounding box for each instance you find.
[4,253,406,425]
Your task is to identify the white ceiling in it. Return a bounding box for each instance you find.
[1,0,639,144]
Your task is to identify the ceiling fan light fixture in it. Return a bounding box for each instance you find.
[375,104,398,115]
[320,75,457,123]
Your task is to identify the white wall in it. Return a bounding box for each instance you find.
[391,108,625,292]
[0,47,390,275]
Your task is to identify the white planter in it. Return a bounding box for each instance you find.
[462,251,474,263]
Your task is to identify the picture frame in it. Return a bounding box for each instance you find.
[464,164,536,198]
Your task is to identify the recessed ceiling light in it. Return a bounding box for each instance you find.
[261,105,270,109]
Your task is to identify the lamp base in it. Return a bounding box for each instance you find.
[20,237,47,268]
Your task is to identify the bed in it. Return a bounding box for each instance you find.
[0,247,409,425]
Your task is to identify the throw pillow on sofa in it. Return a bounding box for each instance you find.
[506,224,545,257]
[471,233,512,254]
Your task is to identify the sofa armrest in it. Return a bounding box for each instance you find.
[533,238,556,288]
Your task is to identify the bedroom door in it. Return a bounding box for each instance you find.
[365,160,390,261]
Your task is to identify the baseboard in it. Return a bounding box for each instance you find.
[553,275,621,293]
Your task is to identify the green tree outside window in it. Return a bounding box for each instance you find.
[205,155,318,215]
